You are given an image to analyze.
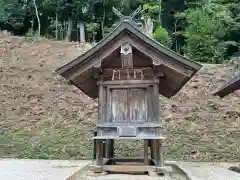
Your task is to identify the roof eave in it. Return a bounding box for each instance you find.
[213,80,240,98]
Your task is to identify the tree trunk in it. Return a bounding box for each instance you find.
[158,0,162,25]
[55,12,58,40]
[60,23,64,41]
[92,30,95,42]
[100,21,104,38]
[144,16,153,37]
[65,18,72,41]
[32,0,40,37]
[101,0,106,38]
[30,20,34,35]
[79,21,85,42]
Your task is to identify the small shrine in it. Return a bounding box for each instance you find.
[56,7,201,175]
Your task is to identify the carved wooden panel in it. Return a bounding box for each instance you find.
[121,42,133,68]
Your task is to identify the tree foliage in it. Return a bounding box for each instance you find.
[177,1,236,63]
[0,0,240,63]
[0,0,28,34]
[152,26,171,47]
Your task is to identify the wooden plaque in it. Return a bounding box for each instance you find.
[118,127,137,137]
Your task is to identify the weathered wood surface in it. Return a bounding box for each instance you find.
[100,79,158,85]
[128,88,147,121]
[111,89,128,122]
[97,123,160,127]
[93,136,165,140]
[109,88,148,123]
[104,68,153,80]
[102,165,156,172]
[176,162,240,180]
[120,42,133,68]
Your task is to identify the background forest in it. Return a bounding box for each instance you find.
[0,0,240,63]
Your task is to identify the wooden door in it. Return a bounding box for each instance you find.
[110,88,147,123]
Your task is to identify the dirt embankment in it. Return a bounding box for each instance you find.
[0,33,239,161]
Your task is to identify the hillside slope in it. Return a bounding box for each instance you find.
[0,33,239,161]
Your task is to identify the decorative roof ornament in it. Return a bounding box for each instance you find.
[112,6,143,29]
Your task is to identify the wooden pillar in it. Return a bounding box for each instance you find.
[105,139,114,159]
[159,139,164,167]
[105,139,111,158]
[79,21,85,42]
[103,140,106,158]
[149,140,154,160]
[152,139,156,161]
[110,139,114,158]
[144,140,149,165]
[96,139,104,168]
[155,139,160,166]
[93,131,97,159]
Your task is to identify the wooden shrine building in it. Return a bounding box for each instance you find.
[56,12,201,175]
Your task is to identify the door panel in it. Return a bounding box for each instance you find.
[128,89,147,122]
[110,88,147,123]
[111,89,128,122]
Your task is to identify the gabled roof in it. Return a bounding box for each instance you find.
[56,19,202,99]
[213,72,240,98]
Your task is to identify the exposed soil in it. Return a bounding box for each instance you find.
[0,33,239,161]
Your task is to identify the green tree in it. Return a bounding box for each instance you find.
[152,26,172,47]
[43,0,64,39]
[0,0,28,34]
[216,0,240,56]
[178,2,234,63]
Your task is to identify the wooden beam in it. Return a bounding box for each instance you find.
[124,35,193,77]
[97,123,161,128]
[66,38,124,80]
[103,165,156,172]
[111,157,144,162]
[100,80,159,85]
[93,136,165,140]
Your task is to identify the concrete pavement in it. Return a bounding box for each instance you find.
[0,159,91,180]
